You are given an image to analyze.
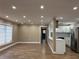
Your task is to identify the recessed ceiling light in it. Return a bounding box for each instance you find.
[41,16,44,18]
[23,16,26,18]
[40,5,44,9]
[5,16,9,18]
[12,5,16,10]
[73,6,78,10]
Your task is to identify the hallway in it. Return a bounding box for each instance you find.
[0,44,79,59]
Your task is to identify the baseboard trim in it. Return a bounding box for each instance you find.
[17,42,40,44]
[0,42,18,52]
[48,42,56,54]
[0,42,40,52]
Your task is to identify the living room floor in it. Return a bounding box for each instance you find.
[0,44,79,59]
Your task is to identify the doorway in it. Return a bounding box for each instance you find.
[41,27,47,44]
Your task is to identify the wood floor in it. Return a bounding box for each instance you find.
[0,44,79,59]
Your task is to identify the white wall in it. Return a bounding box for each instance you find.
[12,24,18,42]
[47,20,56,52]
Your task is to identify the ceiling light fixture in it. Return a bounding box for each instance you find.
[40,5,44,9]
[12,5,16,10]
[5,16,9,18]
[41,16,44,18]
[23,16,26,18]
[73,6,78,10]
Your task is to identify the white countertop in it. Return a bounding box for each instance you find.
[56,38,64,40]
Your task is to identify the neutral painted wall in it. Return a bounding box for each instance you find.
[18,25,41,42]
[12,24,18,42]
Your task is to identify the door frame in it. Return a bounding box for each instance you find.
[40,26,47,44]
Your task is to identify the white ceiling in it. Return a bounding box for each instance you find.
[0,0,79,25]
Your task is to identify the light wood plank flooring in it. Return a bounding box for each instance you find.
[0,44,79,59]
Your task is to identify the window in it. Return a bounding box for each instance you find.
[0,24,12,46]
[56,26,71,33]
[0,25,5,46]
